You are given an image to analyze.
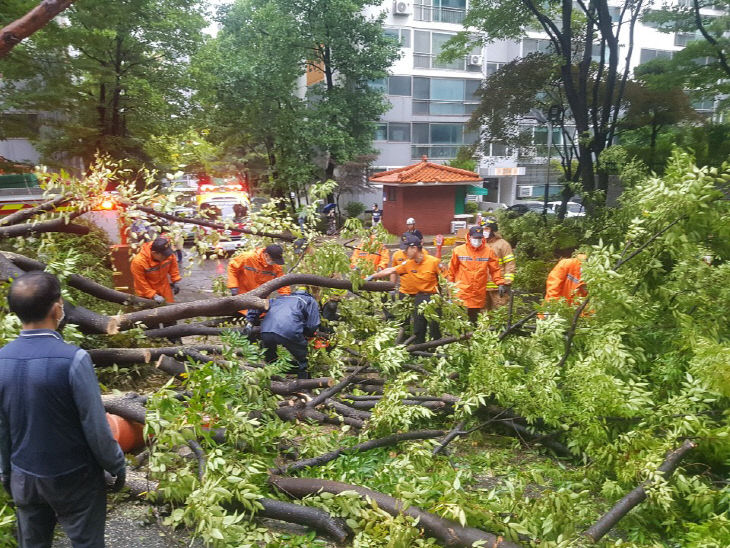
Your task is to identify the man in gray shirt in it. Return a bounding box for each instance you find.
[0,271,126,547]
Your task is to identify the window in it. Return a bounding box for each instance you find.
[486,62,504,77]
[410,123,476,159]
[374,123,387,141]
[410,77,481,116]
[414,0,466,24]
[384,27,411,48]
[388,123,411,142]
[639,48,674,64]
[385,186,397,201]
[369,78,387,92]
[522,38,553,55]
[413,30,467,70]
[675,32,699,46]
[692,98,715,112]
[388,76,412,96]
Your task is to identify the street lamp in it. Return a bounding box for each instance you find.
[530,105,563,218]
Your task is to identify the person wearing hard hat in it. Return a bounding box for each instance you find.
[131,236,182,304]
[405,218,423,242]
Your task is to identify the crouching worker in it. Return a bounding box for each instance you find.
[260,290,320,379]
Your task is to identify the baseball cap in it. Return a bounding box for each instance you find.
[150,236,174,257]
[400,232,422,249]
[468,226,484,238]
[264,244,285,265]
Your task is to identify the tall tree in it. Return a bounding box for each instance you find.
[0,0,206,169]
[449,0,648,202]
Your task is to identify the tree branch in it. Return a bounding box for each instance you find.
[0,0,77,58]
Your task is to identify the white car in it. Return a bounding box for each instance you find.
[548,201,585,217]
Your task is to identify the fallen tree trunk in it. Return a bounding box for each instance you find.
[110,274,394,333]
[1,251,156,308]
[131,204,297,242]
[88,344,231,367]
[144,323,249,339]
[583,440,697,543]
[64,302,115,334]
[0,216,88,239]
[270,475,523,547]
[119,470,351,542]
[276,429,445,475]
[102,393,147,424]
[0,194,70,226]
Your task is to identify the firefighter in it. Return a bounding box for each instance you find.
[131,236,182,304]
[389,232,430,284]
[228,245,291,322]
[544,253,587,305]
[350,235,390,273]
[446,226,507,324]
[366,233,442,344]
[260,290,321,379]
[482,216,515,310]
[405,218,423,242]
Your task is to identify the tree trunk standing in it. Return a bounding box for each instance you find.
[98,82,107,134]
[322,44,338,192]
[111,33,124,137]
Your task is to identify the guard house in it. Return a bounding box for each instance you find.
[370,156,484,236]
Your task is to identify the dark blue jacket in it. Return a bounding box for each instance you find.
[261,293,320,342]
[0,330,124,478]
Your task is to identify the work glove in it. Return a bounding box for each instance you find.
[171,282,180,295]
[230,288,239,296]
[0,473,9,495]
[364,275,375,282]
[112,468,126,492]
[498,285,508,298]
[246,309,261,325]
[153,295,165,304]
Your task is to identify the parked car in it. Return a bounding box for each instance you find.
[547,201,585,217]
[506,201,555,216]
[478,202,508,212]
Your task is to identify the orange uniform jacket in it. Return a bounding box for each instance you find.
[350,241,390,272]
[394,254,441,295]
[131,241,182,302]
[447,241,505,309]
[227,248,291,296]
[545,258,586,305]
[486,235,515,290]
[391,247,429,268]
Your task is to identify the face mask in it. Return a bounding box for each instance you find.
[483,230,491,239]
[470,238,482,248]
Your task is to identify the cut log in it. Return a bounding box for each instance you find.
[0,194,70,226]
[2,251,156,308]
[88,344,231,367]
[102,393,147,424]
[276,429,445,475]
[270,378,334,395]
[583,440,697,543]
[64,302,115,334]
[270,476,523,547]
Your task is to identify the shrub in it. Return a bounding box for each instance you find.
[464,201,479,215]
[345,201,366,219]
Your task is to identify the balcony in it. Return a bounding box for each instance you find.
[414,4,466,24]
[411,145,461,159]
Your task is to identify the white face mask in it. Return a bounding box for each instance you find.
[470,237,483,248]
[57,302,65,326]
[483,229,491,239]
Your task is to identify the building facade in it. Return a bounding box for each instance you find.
[365,0,725,208]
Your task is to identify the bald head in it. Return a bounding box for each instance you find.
[8,271,62,324]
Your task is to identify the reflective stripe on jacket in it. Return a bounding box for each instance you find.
[227,248,290,295]
[545,257,586,305]
[486,234,515,289]
[131,241,181,302]
[446,241,505,309]
[350,239,389,272]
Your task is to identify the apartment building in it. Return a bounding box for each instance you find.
[364,0,725,206]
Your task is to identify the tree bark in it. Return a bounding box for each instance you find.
[88,344,231,367]
[276,430,445,475]
[270,476,523,547]
[0,0,77,58]
[583,440,697,543]
[144,323,248,338]
[110,275,394,333]
[102,393,147,424]
[0,217,89,239]
[2,251,156,308]
[0,194,70,226]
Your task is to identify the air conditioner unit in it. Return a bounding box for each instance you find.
[518,186,534,198]
[468,54,484,66]
[393,1,411,15]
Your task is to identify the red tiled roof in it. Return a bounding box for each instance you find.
[369,156,481,184]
